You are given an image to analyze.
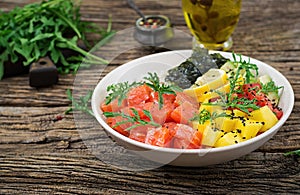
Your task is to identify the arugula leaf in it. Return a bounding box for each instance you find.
[144,72,182,109]
[231,53,258,85]
[65,89,94,117]
[192,109,211,124]
[0,0,114,79]
[105,81,142,106]
[284,149,300,157]
[191,109,230,124]
[0,64,3,80]
[103,108,161,131]
[261,80,283,95]
[201,53,260,114]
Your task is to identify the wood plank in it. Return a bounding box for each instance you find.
[0,151,299,194]
[0,0,299,194]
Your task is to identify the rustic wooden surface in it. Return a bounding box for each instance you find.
[1,0,299,194]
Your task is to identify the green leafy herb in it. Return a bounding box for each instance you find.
[0,0,115,79]
[105,81,142,106]
[144,72,182,109]
[202,53,260,114]
[65,89,94,117]
[103,108,161,131]
[202,90,259,115]
[260,80,283,95]
[227,97,259,114]
[284,149,300,157]
[192,109,211,124]
[232,53,258,84]
[192,109,230,124]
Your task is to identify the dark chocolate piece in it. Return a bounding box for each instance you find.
[29,56,58,87]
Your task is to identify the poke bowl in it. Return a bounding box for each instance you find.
[91,50,294,167]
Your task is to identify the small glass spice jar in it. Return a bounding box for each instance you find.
[134,15,174,46]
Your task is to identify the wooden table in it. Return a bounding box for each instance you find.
[1,0,299,194]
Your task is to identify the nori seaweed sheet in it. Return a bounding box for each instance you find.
[165,48,229,89]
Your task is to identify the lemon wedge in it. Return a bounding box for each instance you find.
[195,69,228,90]
[183,69,228,98]
[183,84,210,98]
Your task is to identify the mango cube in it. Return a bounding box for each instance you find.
[215,116,237,133]
[214,130,242,147]
[235,119,263,140]
[249,106,278,132]
[201,123,223,147]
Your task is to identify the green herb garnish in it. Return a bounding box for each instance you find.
[232,53,259,84]
[191,109,230,124]
[260,80,283,95]
[0,0,114,79]
[103,108,161,131]
[105,81,142,106]
[284,149,300,157]
[192,109,211,124]
[144,72,182,109]
[203,53,260,114]
[65,89,94,117]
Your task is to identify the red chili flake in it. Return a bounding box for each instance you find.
[53,115,63,122]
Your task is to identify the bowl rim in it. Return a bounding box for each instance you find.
[92,50,295,154]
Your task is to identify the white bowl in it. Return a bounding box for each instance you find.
[92,50,294,167]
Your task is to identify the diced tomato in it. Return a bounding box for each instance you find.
[255,93,273,108]
[106,116,130,137]
[100,99,127,112]
[273,107,283,119]
[145,126,173,147]
[239,83,261,100]
[171,101,198,125]
[240,83,284,120]
[174,92,199,109]
[173,124,202,149]
[230,92,244,100]
[242,83,261,92]
[127,84,153,106]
